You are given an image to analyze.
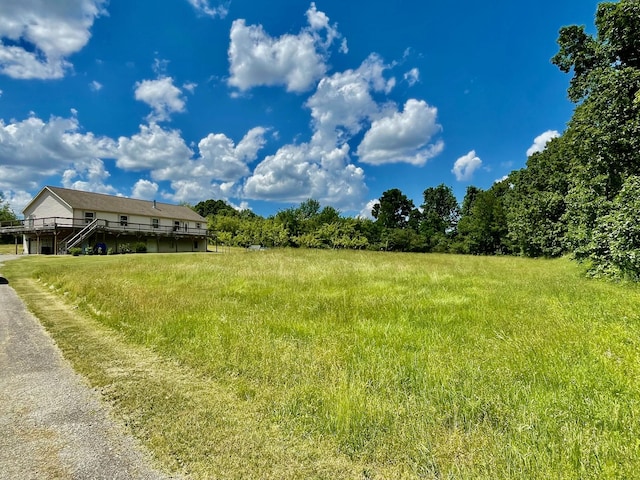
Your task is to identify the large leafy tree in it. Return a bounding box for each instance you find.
[194,198,236,217]
[420,184,459,238]
[589,176,640,279]
[371,188,415,230]
[457,182,511,255]
[460,186,481,218]
[506,137,571,257]
[551,0,640,271]
[552,0,640,102]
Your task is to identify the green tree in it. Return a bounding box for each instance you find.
[551,0,640,273]
[419,184,459,251]
[371,188,415,230]
[260,218,290,247]
[197,199,236,217]
[460,186,481,218]
[592,176,640,279]
[506,137,570,257]
[273,199,324,240]
[552,1,640,102]
[457,182,511,255]
[274,207,302,239]
[317,205,341,226]
[297,198,321,220]
[420,184,459,235]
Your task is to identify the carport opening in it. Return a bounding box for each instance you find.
[0,277,8,285]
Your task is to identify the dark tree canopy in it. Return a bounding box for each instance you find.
[552,0,640,102]
[372,188,415,230]
[194,199,236,217]
[420,184,459,237]
[457,182,511,255]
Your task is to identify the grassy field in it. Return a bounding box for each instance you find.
[0,243,20,255]
[2,250,640,479]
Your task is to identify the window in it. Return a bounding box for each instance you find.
[120,215,128,226]
[196,222,201,230]
[174,221,180,232]
[84,212,94,224]
[152,218,159,229]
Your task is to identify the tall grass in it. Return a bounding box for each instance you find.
[4,250,640,478]
[0,243,20,254]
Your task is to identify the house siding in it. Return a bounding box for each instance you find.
[24,191,72,219]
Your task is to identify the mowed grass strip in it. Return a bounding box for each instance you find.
[4,250,640,479]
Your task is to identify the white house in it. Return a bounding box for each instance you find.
[0,186,208,254]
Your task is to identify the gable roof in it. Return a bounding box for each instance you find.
[27,186,206,222]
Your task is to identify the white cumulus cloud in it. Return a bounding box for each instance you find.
[61,158,118,195]
[0,0,106,79]
[116,123,193,172]
[358,199,379,220]
[0,112,271,212]
[306,54,395,149]
[452,150,482,181]
[134,76,186,122]
[132,179,159,200]
[227,3,345,93]
[162,179,237,206]
[1,137,117,204]
[526,130,560,157]
[0,113,116,197]
[1,189,34,216]
[118,125,268,205]
[242,142,366,209]
[357,99,443,166]
[169,126,268,183]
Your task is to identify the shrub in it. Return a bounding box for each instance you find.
[69,247,82,256]
[134,241,147,253]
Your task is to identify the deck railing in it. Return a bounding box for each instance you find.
[0,217,208,236]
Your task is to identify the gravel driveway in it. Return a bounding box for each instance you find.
[0,255,178,479]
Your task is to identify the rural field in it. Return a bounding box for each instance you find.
[0,243,19,255]
[2,249,640,479]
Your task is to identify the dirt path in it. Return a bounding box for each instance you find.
[0,255,179,479]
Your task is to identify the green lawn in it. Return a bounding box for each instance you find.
[3,250,640,479]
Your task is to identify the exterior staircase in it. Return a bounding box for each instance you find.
[62,219,104,253]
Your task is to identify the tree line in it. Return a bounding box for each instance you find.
[197,0,640,280]
[195,182,509,255]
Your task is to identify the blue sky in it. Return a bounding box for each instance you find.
[0,0,602,218]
